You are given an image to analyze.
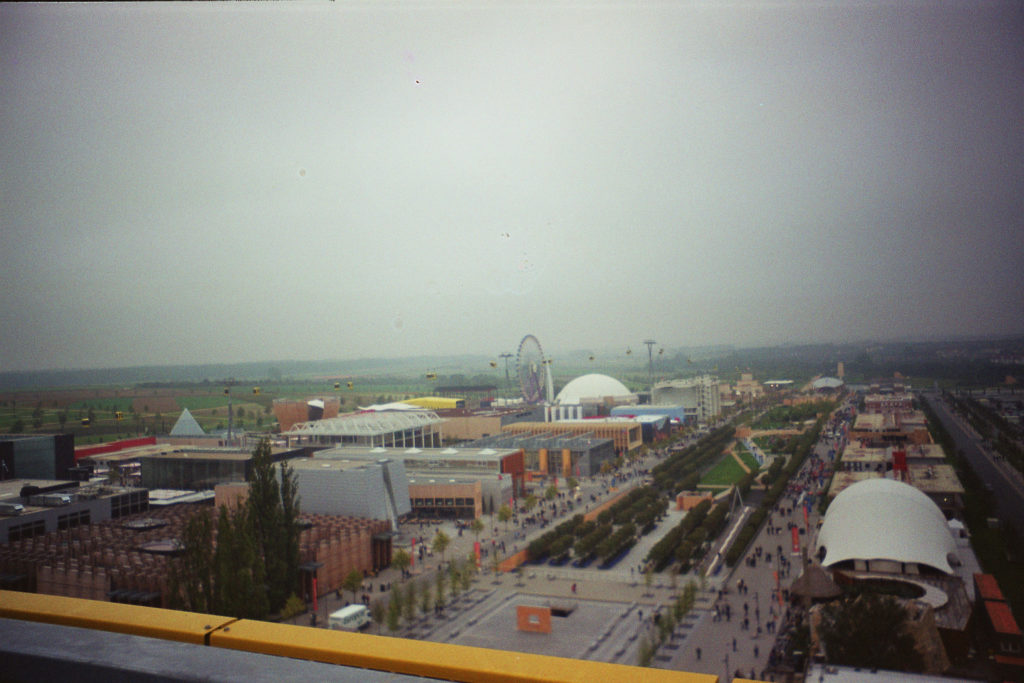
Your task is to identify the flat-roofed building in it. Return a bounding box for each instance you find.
[864,392,915,414]
[0,479,148,547]
[312,445,525,517]
[0,501,390,607]
[905,463,965,518]
[734,373,764,401]
[652,375,720,423]
[829,444,964,518]
[137,446,303,490]
[434,384,498,410]
[272,397,342,432]
[849,412,930,446]
[904,442,949,464]
[407,475,483,519]
[610,404,688,424]
[402,396,464,410]
[468,431,616,478]
[500,420,642,455]
[837,444,889,473]
[1,434,75,481]
[436,405,544,441]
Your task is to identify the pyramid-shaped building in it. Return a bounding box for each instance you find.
[169,408,206,437]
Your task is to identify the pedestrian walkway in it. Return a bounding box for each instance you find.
[661,433,838,682]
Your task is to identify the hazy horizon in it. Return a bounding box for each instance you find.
[3,2,1022,373]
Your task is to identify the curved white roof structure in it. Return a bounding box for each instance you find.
[287,410,443,437]
[555,373,635,405]
[816,478,957,574]
[812,376,844,390]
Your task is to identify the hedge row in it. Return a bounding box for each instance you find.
[527,514,586,562]
[650,426,736,496]
[645,499,712,572]
[597,522,637,565]
[574,522,613,559]
[675,501,730,572]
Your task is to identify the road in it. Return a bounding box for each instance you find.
[920,391,1024,538]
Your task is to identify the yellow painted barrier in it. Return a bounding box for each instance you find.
[209,619,716,683]
[0,590,234,645]
[0,590,720,683]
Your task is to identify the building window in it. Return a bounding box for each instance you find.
[8,520,45,542]
[57,510,90,530]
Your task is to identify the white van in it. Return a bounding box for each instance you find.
[0,502,25,515]
[328,604,370,631]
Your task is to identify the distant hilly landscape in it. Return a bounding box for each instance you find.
[1,336,1021,392]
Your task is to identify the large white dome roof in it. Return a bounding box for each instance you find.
[816,478,957,574]
[555,373,634,405]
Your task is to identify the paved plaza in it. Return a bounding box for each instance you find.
[293,416,846,681]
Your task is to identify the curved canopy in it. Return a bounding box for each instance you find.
[816,478,957,574]
[554,373,633,405]
[812,376,844,390]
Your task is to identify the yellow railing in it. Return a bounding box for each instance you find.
[0,590,718,683]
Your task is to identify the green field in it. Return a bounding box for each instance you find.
[699,447,759,488]
[65,397,137,412]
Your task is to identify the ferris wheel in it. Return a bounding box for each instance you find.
[516,334,546,403]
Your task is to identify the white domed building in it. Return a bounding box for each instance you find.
[816,478,958,576]
[551,373,638,416]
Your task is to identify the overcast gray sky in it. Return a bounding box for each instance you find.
[2,1,1022,372]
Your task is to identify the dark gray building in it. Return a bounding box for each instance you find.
[0,479,148,546]
[0,435,75,481]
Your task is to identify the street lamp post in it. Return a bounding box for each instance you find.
[644,339,656,398]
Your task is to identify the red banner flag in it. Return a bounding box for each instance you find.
[791,525,800,555]
[312,576,318,613]
[474,541,481,568]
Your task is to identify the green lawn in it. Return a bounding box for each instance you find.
[176,395,237,411]
[737,449,760,471]
[700,453,751,488]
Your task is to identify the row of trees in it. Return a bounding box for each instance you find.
[637,579,699,666]
[525,485,669,568]
[644,498,729,573]
[946,392,1024,476]
[649,426,736,496]
[751,400,834,430]
[724,411,828,566]
[378,556,478,633]
[921,396,1024,625]
[166,438,300,619]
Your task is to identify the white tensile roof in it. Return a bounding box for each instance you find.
[816,478,957,574]
[812,376,844,389]
[555,373,634,404]
[287,409,442,437]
